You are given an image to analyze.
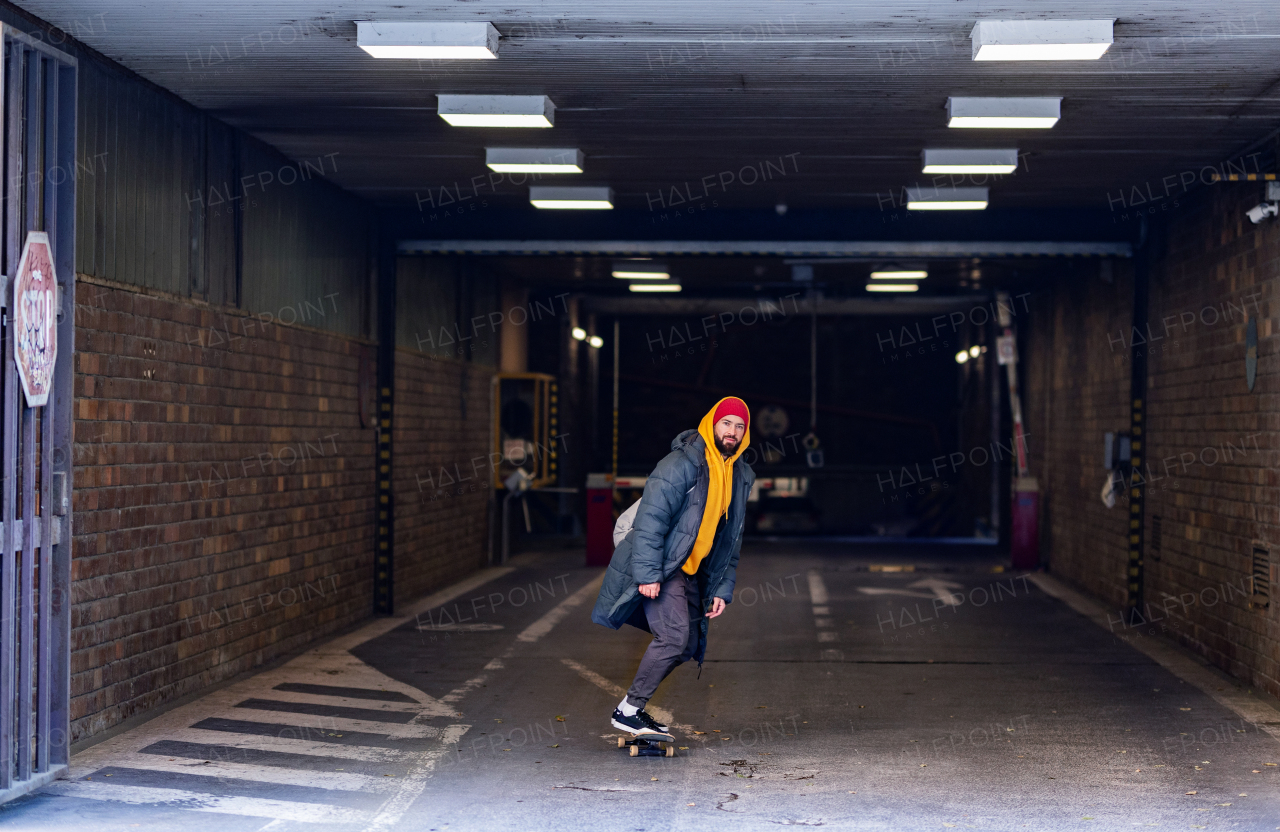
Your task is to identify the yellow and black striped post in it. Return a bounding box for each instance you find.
[1126,227,1151,621]
[374,238,396,614]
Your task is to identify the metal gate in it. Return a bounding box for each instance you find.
[0,27,76,803]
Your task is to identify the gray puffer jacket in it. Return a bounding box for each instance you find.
[590,428,755,664]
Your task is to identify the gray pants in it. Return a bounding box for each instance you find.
[625,571,701,709]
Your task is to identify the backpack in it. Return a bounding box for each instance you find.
[612,483,696,548]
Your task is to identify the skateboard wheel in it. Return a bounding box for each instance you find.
[617,737,626,748]
[629,744,639,757]
[665,745,675,757]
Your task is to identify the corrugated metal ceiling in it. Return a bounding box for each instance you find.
[14,1,1280,211]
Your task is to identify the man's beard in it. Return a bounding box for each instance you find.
[715,435,739,455]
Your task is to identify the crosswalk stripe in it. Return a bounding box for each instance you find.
[43,780,372,824]
[164,728,409,762]
[104,753,399,793]
[253,691,425,714]
[272,683,417,703]
[226,703,439,739]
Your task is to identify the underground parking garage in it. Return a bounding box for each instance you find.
[0,1,1278,829]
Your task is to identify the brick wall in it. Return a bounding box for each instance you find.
[1024,183,1280,699]
[393,349,492,606]
[71,278,376,741]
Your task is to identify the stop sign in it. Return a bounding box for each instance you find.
[13,231,57,407]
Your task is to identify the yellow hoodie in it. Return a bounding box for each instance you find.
[682,397,751,575]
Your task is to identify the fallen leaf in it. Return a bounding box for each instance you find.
[1253,769,1262,773]
[944,825,957,828]
[555,716,565,722]
[651,777,658,781]
[1180,708,1191,711]
[848,791,856,794]
[1266,763,1278,767]
[1239,793,1247,797]
[1186,791,1197,795]
[694,731,707,735]
[1217,803,1232,806]
[687,803,695,807]
[713,730,721,733]
[548,744,559,748]
[920,764,927,768]
[1083,817,1093,821]
[679,746,689,750]
[757,706,768,709]
[723,738,732,741]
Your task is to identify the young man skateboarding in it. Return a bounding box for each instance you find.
[591,396,754,738]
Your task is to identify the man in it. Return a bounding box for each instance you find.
[591,397,754,737]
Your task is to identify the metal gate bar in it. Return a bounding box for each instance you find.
[0,26,76,803]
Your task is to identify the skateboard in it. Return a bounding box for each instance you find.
[616,732,676,757]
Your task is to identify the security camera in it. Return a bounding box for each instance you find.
[1246,202,1278,224]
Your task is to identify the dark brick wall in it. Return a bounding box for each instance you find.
[393,349,492,607]
[1024,183,1280,699]
[71,278,376,740]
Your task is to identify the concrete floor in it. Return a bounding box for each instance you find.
[3,541,1280,831]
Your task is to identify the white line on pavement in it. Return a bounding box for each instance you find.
[358,724,470,832]
[164,728,410,763]
[94,753,398,793]
[43,780,371,824]
[807,569,829,605]
[517,573,605,643]
[558,658,697,739]
[220,706,443,740]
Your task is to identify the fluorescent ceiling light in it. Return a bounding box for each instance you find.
[922,149,1018,174]
[947,97,1060,129]
[972,20,1113,61]
[613,270,670,279]
[438,95,554,128]
[629,283,682,293]
[866,284,920,293]
[357,21,499,60]
[906,186,989,210]
[486,147,583,173]
[870,270,928,280]
[612,262,669,279]
[530,186,613,209]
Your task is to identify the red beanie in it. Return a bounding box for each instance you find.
[712,397,750,428]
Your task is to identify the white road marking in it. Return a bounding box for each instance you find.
[815,618,834,628]
[817,632,840,643]
[856,587,935,600]
[220,706,443,740]
[416,622,505,632]
[96,753,398,793]
[358,724,470,832]
[440,673,489,706]
[165,728,410,763]
[517,574,605,643]
[907,577,964,606]
[806,570,829,605]
[559,658,697,739]
[812,606,830,615]
[246,692,423,714]
[43,780,371,824]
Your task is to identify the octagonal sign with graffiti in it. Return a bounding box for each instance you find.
[13,232,57,407]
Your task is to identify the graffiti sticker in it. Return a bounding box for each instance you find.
[14,232,58,407]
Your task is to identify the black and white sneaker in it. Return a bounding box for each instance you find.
[611,708,668,737]
[637,710,669,734]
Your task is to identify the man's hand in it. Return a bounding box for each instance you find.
[707,597,727,619]
[638,582,660,599]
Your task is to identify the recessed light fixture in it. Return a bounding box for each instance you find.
[629,283,682,293]
[485,148,583,173]
[530,186,613,209]
[947,97,1061,129]
[922,149,1019,174]
[971,20,1113,61]
[866,284,920,293]
[906,186,989,210]
[955,350,970,364]
[571,327,587,341]
[438,95,554,128]
[357,21,499,60]
[870,270,928,280]
[968,345,982,358]
[588,335,604,348]
[612,262,669,280]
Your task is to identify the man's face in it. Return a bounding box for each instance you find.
[713,415,747,456]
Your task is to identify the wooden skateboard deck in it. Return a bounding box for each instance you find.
[616,734,676,757]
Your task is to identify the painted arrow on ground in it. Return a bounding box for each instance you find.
[906,577,964,606]
[856,587,936,600]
